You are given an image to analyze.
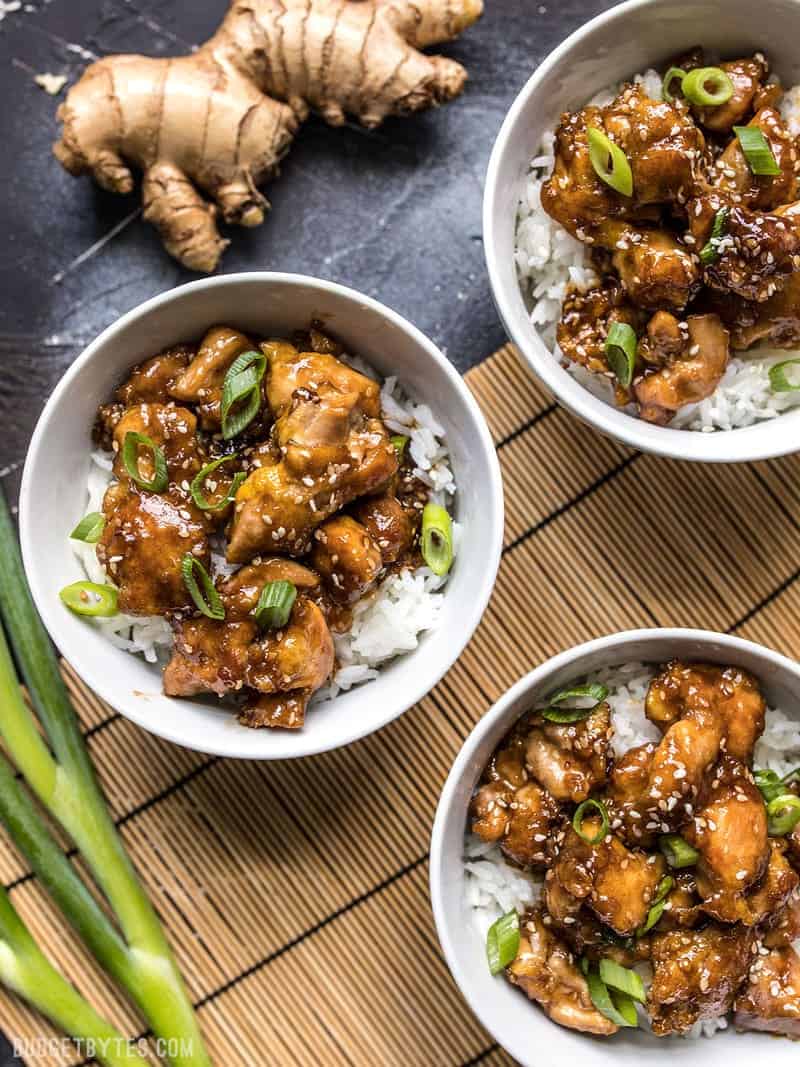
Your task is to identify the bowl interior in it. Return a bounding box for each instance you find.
[431,629,800,1066]
[484,0,800,461]
[20,274,502,759]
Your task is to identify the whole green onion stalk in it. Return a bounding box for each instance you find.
[0,489,211,1066]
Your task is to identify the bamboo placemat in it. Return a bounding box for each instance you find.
[3,344,800,1066]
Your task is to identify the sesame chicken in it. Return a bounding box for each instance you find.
[310,515,383,604]
[169,325,255,430]
[734,943,800,1036]
[689,55,770,133]
[523,703,613,804]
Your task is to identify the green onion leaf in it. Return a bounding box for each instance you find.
[767,794,800,837]
[181,555,224,620]
[540,682,608,723]
[69,512,105,544]
[605,322,637,387]
[587,127,634,197]
[121,432,168,493]
[486,910,520,976]
[733,125,782,176]
[636,875,674,937]
[59,581,118,618]
[573,798,610,845]
[659,834,699,868]
[221,350,267,440]
[421,503,454,577]
[769,358,800,393]
[682,66,734,107]
[662,66,687,103]
[755,769,786,804]
[190,454,245,512]
[585,965,638,1028]
[699,206,730,267]
[254,580,297,631]
[390,434,408,458]
[599,958,646,1003]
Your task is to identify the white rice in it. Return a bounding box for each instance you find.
[71,374,458,697]
[514,71,800,431]
[463,660,800,1038]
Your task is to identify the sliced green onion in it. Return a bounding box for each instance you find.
[390,435,408,458]
[755,769,786,804]
[599,958,646,1003]
[486,910,520,976]
[59,582,118,618]
[733,125,782,176]
[220,350,267,440]
[605,322,637,387]
[637,875,674,937]
[585,966,638,1028]
[769,359,800,393]
[421,503,453,577]
[69,512,105,544]
[683,66,734,107]
[573,798,610,845]
[121,432,168,493]
[659,834,699,868]
[540,682,608,723]
[180,554,224,620]
[587,127,633,197]
[254,580,297,631]
[190,454,245,512]
[662,66,686,103]
[767,794,800,837]
[699,206,730,267]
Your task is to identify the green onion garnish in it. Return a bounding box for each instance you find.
[486,910,520,976]
[587,128,633,197]
[636,875,674,937]
[573,798,610,845]
[769,359,800,393]
[254,580,297,631]
[682,66,734,107]
[662,66,687,103]
[585,964,638,1028]
[604,322,637,387]
[190,454,246,512]
[599,958,646,1003]
[421,503,454,577]
[181,555,224,620]
[390,434,408,458]
[540,682,608,723]
[220,350,267,440]
[755,769,787,804]
[767,794,800,837]
[121,431,168,493]
[59,581,118,618]
[659,834,699,869]
[733,125,781,176]
[69,512,105,544]
[699,206,730,267]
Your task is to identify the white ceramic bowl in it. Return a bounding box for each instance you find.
[430,628,800,1066]
[484,0,800,462]
[20,273,503,760]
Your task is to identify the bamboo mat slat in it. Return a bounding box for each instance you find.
[3,344,800,1066]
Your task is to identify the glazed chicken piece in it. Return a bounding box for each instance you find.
[506,910,618,1036]
[163,617,259,697]
[219,558,322,618]
[734,943,800,1036]
[711,107,800,211]
[648,923,755,1035]
[227,342,398,562]
[169,326,255,430]
[660,871,702,931]
[557,279,642,375]
[523,703,612,804]
[741,842,800,929]
[608,224,701,311]
[94,346,194,447]
[546,818,665,936]
[310,515,383,604]
[110,403,206,487]
[97,483,210,616]
[683,756,770,923]
[715,272,800,349]
[606,742,660,847]
[351,493,417,564]
[634,314,730,424]
[690,54,771,133]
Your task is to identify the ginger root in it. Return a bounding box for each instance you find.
[53,0,482,272]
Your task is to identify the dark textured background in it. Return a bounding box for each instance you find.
[0,0,613,1060]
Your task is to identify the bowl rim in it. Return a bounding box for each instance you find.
[429,626,800,1061]
[482,0,800,463]
[19,271,504,760]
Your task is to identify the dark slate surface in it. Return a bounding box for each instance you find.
[0,0,615,1060]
